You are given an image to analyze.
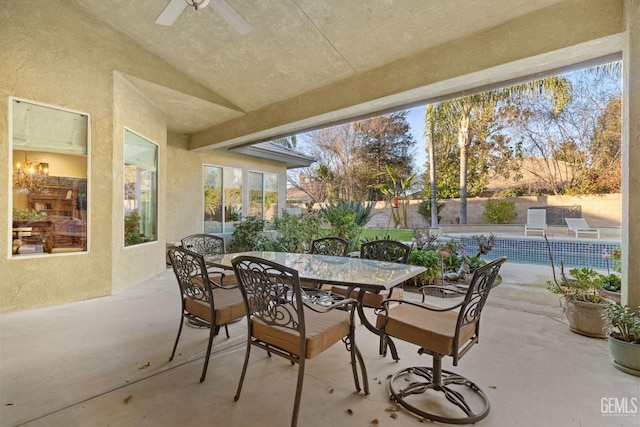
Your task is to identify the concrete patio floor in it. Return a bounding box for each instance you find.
[1,262,638,427]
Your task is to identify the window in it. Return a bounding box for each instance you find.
[10,99,88,256]
[124,129,157,246]
[203,165,242,233]
[249,171,279,222]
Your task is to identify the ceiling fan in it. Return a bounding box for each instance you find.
[156,0,253,35]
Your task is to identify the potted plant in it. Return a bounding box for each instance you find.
[605,303,640,376]
[545,236,611,338]
[600,249,622,303]
[547,266,611,338]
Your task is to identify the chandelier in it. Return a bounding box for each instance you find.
[13,152,48,192]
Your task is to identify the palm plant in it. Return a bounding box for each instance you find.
[425,76,572,224]
[372,164,417,228]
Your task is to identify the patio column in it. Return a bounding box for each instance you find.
[621,0,640,307]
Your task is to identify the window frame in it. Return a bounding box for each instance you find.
[8,97,90,259]
[203,164,243,234]
[248,170,279,224]
[123,128,158,248]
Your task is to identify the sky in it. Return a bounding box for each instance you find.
[405,105,427,174]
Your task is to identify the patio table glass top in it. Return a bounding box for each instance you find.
[205,251,426,291]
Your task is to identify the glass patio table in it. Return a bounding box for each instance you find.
[205,251,426,360]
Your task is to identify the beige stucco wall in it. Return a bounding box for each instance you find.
[0,0,288,312]
[110,74,168,294]
[165,134,288,245]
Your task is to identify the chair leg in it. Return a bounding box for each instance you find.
[290,358,305,427]
[169,314,185,361]
[224,324,230,339]
[388,354,490,424]
[234,339,253,401]
[199,324,216,383]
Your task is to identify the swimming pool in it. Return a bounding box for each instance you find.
[455,235,620,270]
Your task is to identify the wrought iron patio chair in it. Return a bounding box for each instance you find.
[376,256,507,424]
[332,239,411,308]
[167,247,246,382]
[232,255,369,427]
[181,233,237,286]
[302,237,350,290]
[310,236,349,256]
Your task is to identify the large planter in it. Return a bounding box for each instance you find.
[600,289,621,304]
[608,336,640,376]
[563,299,610,338]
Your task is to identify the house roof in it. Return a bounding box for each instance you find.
[67,1,622,151]
[230,141,315,169]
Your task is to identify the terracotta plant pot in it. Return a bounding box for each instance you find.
[608,336,640,376]
[564,299,610,338]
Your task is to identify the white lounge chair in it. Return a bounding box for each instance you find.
[524,209,546,237]
[565,218,600,239]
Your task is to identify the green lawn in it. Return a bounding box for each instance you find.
[359,228,413,242]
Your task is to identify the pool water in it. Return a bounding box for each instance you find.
[456,235,620,270]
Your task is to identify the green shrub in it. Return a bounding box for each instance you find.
[228,215,268,252]
[417,199,445,225]
[321,202,363,251]
[407,249,441,284]
[482,199,517,224]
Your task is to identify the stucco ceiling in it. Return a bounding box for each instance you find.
[69,0,568,147]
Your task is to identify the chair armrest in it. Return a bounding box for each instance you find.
[380,298,464,313]
[209,271,240,289]
[419,284,466,301]
[303,294,358,313]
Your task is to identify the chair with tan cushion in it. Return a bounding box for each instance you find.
[232,255,369,427]
[181,233,237,286]
[332,239,410,308]
[303,237,349,290]
[167,247,246,382]
[376,256,507,424]
[310,236,349,256]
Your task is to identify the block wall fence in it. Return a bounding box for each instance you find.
[288,194,621,229]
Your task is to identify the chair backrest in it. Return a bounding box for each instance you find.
[167,246,215,311]
[360,239,410,264]
[181,234,226,257]
[565,218,590,229]
[310,237,349,256]
[232,256,305,342]
[526,208,546,226]
[452,256,507,364]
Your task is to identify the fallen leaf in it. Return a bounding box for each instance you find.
[387,374,393,379]
[390,413,398,419]
[377,379,382,385]
[370,419,379,424]
[329,388,334,394]
[123,395,133,404]
[347,409,353,415]
[138,362,150,370]
[385,406,398,412]
[488,385,497,389]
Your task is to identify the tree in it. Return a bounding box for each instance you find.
[501,66,621,195]
[295,112,417,202]
[425,76,572,223]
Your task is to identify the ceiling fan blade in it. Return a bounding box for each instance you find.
[156,0,188,26]
[209,0,253,35]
